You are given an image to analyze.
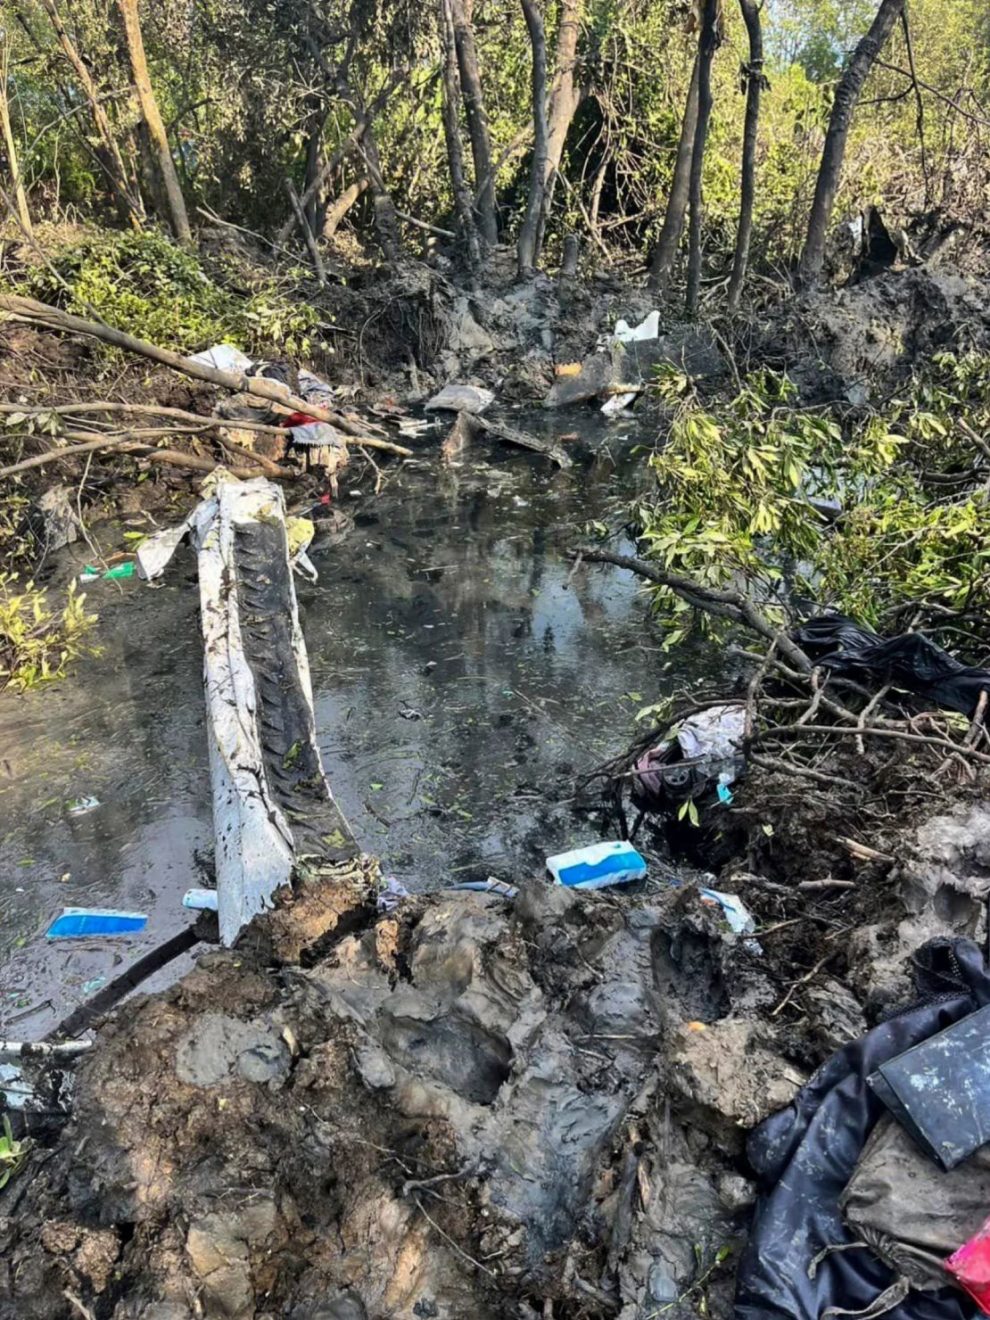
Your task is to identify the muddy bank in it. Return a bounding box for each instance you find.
[4,772,990,1319]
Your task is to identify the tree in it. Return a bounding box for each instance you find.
[0,35,32,237]
[449,0,498,246]
[116,0,192,244]
[726,0,765,311]
[685,0,720,316]
[648,55,699,295]
[797,0,906,286]
[540,0,584,252]
[439,0,481,269]
[517,0,549,276]
[27,0,143,227]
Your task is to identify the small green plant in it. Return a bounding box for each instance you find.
[16,230,320,357]
[0,1115,27,1191]
[0,575,98,692]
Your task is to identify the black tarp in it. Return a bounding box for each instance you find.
[735,939,990,1320]
[793,615,990,719]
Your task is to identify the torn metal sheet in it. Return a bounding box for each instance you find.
[140,476,355,944]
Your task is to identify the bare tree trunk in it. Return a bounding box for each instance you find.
[797,0,906,286]
[303,98,328,233]
[685,0,719,316]
[648,55,699,295]
[31,0,142,226]
[449,0,498,246]
[440,0,481,269]
[518,0,549,276]
[323,177,368,238]
[351,113,403,265]
[726,0,764,311]
[539,0,583,251]
[116,0,192,245]
[0,38,32,237]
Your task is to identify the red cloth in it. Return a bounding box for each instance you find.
[946,1218,990,1311]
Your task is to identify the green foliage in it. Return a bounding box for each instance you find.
[0,1115,28,1192]
[0,575,98,693]
[637,354,990,642]
[15,231,320,356]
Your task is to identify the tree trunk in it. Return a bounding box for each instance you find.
[440,0,481,269]
[350,109,402,265]
[323,177,369,239]
[303,98,328,234]
[539,0,583,252]
[0,38,32,237]
[517,0,549,277]
[726,0,764,311]
[449,0,498,246]
[116,0,192,245]
[32,0,142,226]
[685,0,719,317]
[648,54,699,295]
[797,0,906,286]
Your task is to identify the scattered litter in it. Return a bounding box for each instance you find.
[46,908,148,939]
[80,561,136,583]
[182,889,219,912]
[702,887,765,950]
[377,876,410,913]
[555,362,582,377]
[635,703,746,813]
[547,841,646,890]
[794,613,990,718]
[449,878,519,899]
[81,977,107,995]
[868,1002,990,1170]
[601,390,638,416]
[66,795,100,817]
[188,344,253,374]
[737,938,990,1319]
[947,1217,990,1311]
[424,384,494,415]
[398,417,433,438]
[398,706,423,720]
[613,311,660,344]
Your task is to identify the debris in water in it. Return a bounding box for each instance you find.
[424,383,494,415]
[546,840,647,889]
[66,795,100,816]
[46,908,148,939]
[182,889,219,911]
[699,888,759,945]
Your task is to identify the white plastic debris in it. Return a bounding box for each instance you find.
[699,888,763,953]
[182,888,219,911]
[601,391,638,416]
[188,344,253,374]
[614,311,660,344]
[424,384,495,415]
[547,841,647,890]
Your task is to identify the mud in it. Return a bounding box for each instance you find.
[0,862,805,1320]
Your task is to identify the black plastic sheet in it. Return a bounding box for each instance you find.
[735,940,990,1320]
[793,615,990,718]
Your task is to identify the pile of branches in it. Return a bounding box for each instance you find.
[577,548,990,834]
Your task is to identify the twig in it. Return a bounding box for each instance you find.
[757,722,990,764]
[834,836,895,864]
[396,209,456,239]
[771,942,841,1017]
[797,879,856,892]
[285,178,327,285]
[0,1040,92,1061]
[63,1294,96,1320]
[748,753,860,792]
[402,1163,477,1199]
[413,1197,498,1279]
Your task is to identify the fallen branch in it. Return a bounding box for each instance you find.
[0,294,411,457]
[471,413,572,468]
[0,1039,92,1061]
[577,547,813,672]
[285,178,327,286]
[757,721,990,764]
[0,430,294,480]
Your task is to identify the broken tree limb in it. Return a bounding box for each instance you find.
[285,178,327,285]
[471,413,572,468]
[0,1039,92,1061]
[578,547,813,672]
[0,432,293,480]
[0,295,412,458]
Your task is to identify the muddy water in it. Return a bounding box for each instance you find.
[0,410,717,1038]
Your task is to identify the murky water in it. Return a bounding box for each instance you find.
[0,409,718,1037]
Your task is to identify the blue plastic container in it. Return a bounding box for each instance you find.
[546,841,647,890]
[46,908,148,939]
